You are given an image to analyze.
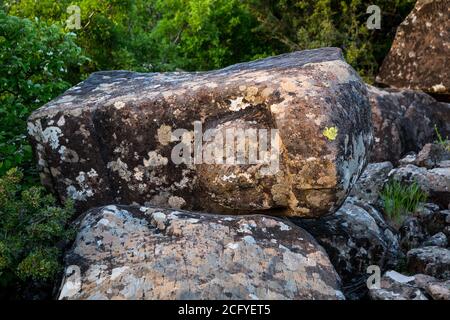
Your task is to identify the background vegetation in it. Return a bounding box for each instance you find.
[0,0,416,298]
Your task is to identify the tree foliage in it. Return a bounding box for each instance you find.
[0,168,75,290]
[0,10,86,180]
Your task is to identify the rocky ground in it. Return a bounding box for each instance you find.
[27,0,449,300]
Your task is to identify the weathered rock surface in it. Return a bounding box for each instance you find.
[389,164,450,208]
[416,143,450,169]
[291,197,400,300]
[27,48,373,217]
[399,203,450,251]
[368,85,450,163]
[376,0,450,98]
[349,161,393,206]
[407,246,450,279]
[58,205,344,300]
[400,216,427,251]
[369,271,428,300]
[369,271,450,300]
[423,232,448,247]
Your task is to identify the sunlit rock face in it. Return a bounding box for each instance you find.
[28,47,372,217]
[376,0,450,99]
[58,205,344,300]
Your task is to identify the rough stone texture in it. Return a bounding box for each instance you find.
[58,205,344,300]
[291,197,400,300]
[400,216,427,252]
[369,271,428,300]
[370,271,450,300]
[349,161,393,206]
[376,0,450,98]
[416,143,450,169]
[414,204,450,237]
[389,164,450,208]
[423,232,448,248]
[27,48,373,218]
[414,274,450,300]
[368,85,450,163]
[407,246,450,279]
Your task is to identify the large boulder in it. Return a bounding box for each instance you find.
[291,197,401,300]
[376,0,450,99]
[27,48,373,217]
[367,85,450,163]
[58,205,344,300]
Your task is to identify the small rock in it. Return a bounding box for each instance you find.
[399,153,417,166]
[414,274,450,300]
[416,143,450,169]
[400,216,427,251]
[369,271,428,300]
[407,246,450,279]
[423,232,448,248]
[150,211,167,231]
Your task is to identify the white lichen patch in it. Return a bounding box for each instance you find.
[114,101,126,109]
[143,151,168,167]
[42,126,63,150]
[157,125,172,145]
[229,96,250,111]
[168,196,186,209]
[107,158,132,181]
[432,83,446,93]
[278,222,291,231]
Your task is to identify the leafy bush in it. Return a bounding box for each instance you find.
[247,0,416,82]
[380,179,427,224]
[0,10,87,181]
[5,0,415,79]
[0,168,75,291]
[6,0,274,72]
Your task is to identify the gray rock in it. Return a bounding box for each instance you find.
[28,48,373,218]
[370,271,450,300]
[291,197,401,300]
[416,143,450,169]
[369,271,428,300]
[58,205,344,300]
[400,216,427,251]
[423,232,448,247]
[407,246,450,279]
[350,161,393,206]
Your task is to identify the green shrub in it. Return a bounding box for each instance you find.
[380,179,427,224]
[247,0,416,82]
[0,10,87,182]
[6,0,415,80]
[0,168,75,289]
